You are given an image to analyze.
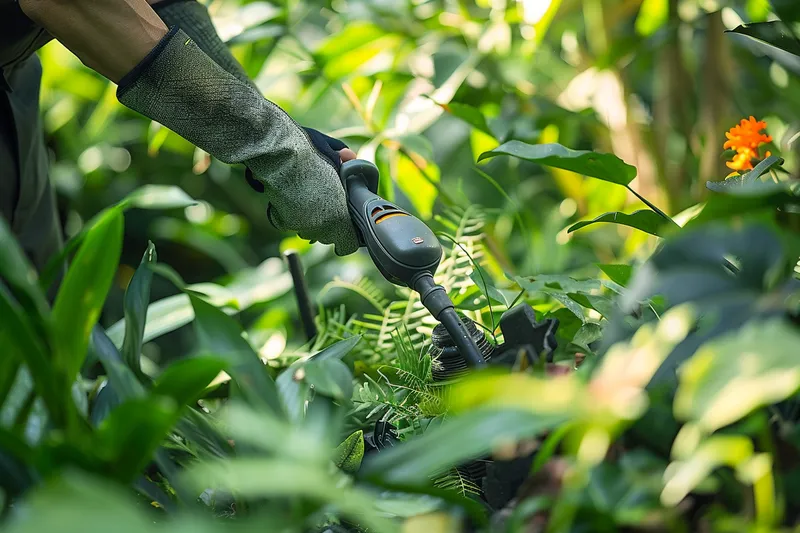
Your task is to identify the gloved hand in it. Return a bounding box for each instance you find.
[243,127,355,242]
[116,27,360,255]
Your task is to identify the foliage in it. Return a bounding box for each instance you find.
[2,0,800,532]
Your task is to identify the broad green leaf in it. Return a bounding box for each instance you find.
[52,208,123,382]
[94,396,180,482]
[360,409,565,485]
[674,319,800,434]
[442,102,494,137]
[151,356,228,406]
[189,295,283,417]
[303,359,353,402]
[334,430,365,474]
[121,243,157,374]
[182,457,399,533]
[635,0,668,36]
[568,209,677,237]
[598,264,634,287]
[117,185,197,210]
[478,141,638,186]
[727,22,800,74]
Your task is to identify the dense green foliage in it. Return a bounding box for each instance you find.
[2,0,800,531]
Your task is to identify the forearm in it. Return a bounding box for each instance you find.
[19,0,168,83]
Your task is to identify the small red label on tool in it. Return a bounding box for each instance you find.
[412,237,424,244]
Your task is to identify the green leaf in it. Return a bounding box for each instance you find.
[151,356,228,406]
[304,359,354,402]
[117,185,197,210]
[52,208,123,383]
[189,295,283,417]
[334,430,365,474]
[706,155,785,193]
[88,326,145,403]
[568,293,616,319]
[0,283,60,427]
[360,408,565,485]
[568,209,676,237]
[121,243,156,374]
[478,141,638,186]
[469,266,508,306]
[442,102,494,137]
[674,319,800,434]
[571,322,603,351]
[182,457,399,533]
[727,22,800,74]
[311,335,362,362]
[94,396,180,482]
[635,0,668,36]
[598,264,634,287]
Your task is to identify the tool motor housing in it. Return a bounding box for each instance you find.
[340,159,442,286]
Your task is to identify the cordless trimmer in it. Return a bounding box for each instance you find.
[339,159,486,368]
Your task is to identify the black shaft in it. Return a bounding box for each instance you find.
[283,250,317,342]
[412,274,486,368]
[438,308,487,368]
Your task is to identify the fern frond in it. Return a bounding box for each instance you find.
[433,468,482,497]
[318,276,391,313]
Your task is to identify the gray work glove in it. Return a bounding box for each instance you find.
[151,0,253,86]
[116,27,360,256]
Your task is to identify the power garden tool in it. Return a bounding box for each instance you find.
[287,159,560,511]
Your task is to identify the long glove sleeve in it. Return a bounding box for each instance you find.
[151,0,253,86]
[117,27,359,256]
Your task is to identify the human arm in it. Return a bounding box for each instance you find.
[19,0,360,254]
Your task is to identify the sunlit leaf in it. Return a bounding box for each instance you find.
[478,141,638,186]
[121,243,156,374]
[674,319,800,433]
[189,295,283,416]
[360,409,566,485]
[442,102,494,137]
[151,356,228,406]
[118,185,197,211]
[568,209,676,237]
[598,264,634,287]
[334,430,365,474]
[53,208,123,387]
[635,0,668,37]
[727,22,800,74]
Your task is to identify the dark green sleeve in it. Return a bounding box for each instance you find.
[152,0,254,87]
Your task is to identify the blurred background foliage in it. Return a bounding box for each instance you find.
[36,0,798,367]
[3,0,800,531]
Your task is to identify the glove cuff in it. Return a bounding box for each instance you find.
[118,26,179,96]
[151,0,254,86]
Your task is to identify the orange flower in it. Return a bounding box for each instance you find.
[723,116,772,172]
